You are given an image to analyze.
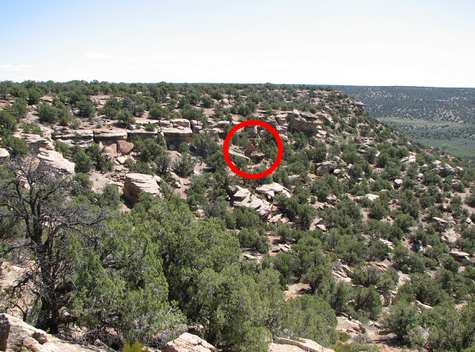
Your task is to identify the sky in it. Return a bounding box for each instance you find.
[1,0,474,87]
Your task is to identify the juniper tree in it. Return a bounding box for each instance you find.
[0,159,104,332]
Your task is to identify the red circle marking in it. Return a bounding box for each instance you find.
[223,119,284,180]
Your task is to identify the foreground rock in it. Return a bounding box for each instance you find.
[123,173,161,204]
[0,314,103,352]
[162,332,217,352]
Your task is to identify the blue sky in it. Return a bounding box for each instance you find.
[1,0,474,87]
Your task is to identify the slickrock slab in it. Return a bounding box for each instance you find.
[37,148,75,174]
[20,134,53,151]
[93,129,128,143]
[162,332,217,352]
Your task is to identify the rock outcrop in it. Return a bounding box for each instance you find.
[256,182,290,200]
[123,173,161,204]
[52,128,94,147]
[0,313,104,352]
[232,186,273,217]
[161,127,193,147]
[37,148,75,174]
[162,333,217,352]
[93,129,128,143]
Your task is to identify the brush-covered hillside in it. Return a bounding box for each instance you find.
[335,86,475,160]
[1,81,475,352]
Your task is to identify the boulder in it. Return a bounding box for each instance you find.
[37,148,75,174]
[162,332,217,352]
[102,143,117,158]
[117,140,134,155]
[0,147,10,160]
[124,173,161,204]
[287,110,324,134]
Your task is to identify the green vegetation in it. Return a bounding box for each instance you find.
[0,81,474,352]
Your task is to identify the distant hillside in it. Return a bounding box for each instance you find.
[334,86,475,160]
[336,86,475,123]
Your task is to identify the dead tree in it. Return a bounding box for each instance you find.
[0,158,104,333]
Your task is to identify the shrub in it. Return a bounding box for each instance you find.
[73,150,93,173]
[38,103,58,124]
[383,300,419,345]
[238,228,268,253]
[0,110,17,131]
[174,153,195,177]
[279,295,337,347]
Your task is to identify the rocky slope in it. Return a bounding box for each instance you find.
[0,82,474,351]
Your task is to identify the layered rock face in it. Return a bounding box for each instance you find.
[37,149,75,174]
